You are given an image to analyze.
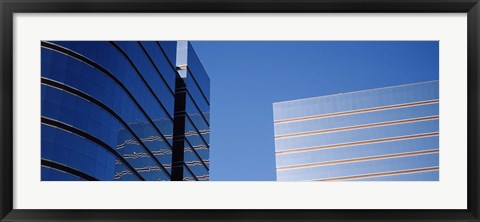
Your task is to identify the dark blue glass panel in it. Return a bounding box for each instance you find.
[41,48,174,148]
[186,70,210,123]
[185,96,209,143]
[183,165,197,181]
[111,162,141,181]
[140,41,177,91]
[42,167,86,181]
[114,41,175,111]
[42,124,118,180]
[42,41,210,181]
[184,117,209,157]
[184,144,209,180]
[187,42,210,102]
[47,41,175,119]
[159,41,178,65]
[41,85,170,181]
[185,140,209,169]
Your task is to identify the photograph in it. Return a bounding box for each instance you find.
[40,40,439,181]
[3,1,478,220]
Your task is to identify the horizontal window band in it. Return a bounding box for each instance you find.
[311,166,439,181]
[275,115,439,139]
[114,170,135,180]
[274,99,439,124]
[277,149,439,171]
[276,132,439,155]
[135,166,165,173]
[41,117,145,181]
[185,130,210,137]
[42,78,172,178]
[196,174,210,181]
[42,159,99,181]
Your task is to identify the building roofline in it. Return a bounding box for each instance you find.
[272,80,439,105]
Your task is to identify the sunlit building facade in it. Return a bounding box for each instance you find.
[273,81,439,181]
[41,41,209,181]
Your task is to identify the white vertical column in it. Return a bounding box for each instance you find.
[176,41,188,78]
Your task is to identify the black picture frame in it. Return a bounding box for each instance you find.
[1,0,479,221]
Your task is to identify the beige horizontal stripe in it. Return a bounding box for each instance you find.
[275,116,438,139]
[276,132,439,155]
[274,99,439,124]
[277,149,439,171]
[312,166,439,181]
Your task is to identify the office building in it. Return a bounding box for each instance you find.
[171,42,211,181]
[273,81,439,181]
[41,41,210,181]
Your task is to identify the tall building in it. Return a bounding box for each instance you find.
[273,81,439,181]
[41,41,210,181]
[171,42,211,181]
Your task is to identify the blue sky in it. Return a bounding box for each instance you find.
[190,41,439,181]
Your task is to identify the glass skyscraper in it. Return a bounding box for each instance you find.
[273,81,439,181]
[41,41,210,181]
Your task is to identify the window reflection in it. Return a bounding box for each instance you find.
[41,41,210,181]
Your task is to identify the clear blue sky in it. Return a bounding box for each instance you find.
[190,41,439,181]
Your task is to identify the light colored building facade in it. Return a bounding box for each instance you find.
[273,81,439,181]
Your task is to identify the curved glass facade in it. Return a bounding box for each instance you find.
[41,41,209,181]
[273,81,439,181]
